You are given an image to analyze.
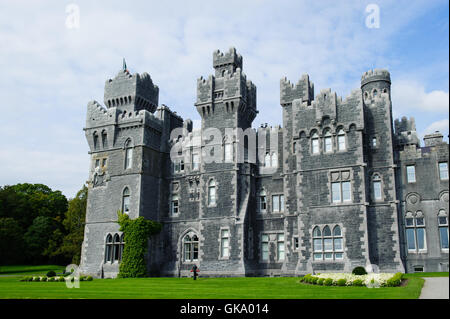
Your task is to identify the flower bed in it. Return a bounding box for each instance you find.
[299,272,403,287]
[20,275,93,282]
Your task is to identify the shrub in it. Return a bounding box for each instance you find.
[324,278,333,286]
[48,277,55,282]
[386,272,403,287]
[337,278,347,286]
[79,275,86,281]
[86,276,93,281]
[303,274,312,283]
[20,276,32,282]
[352,266,367,275]
[58,276,65,282]
[40,276,48,282]
[298,277,305,283]
[46,270,56,277]
[32,277,40,282]
[311,276,319,284]
[317,278,325,285]
[352,279,364,286]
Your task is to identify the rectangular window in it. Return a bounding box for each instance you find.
[277,234,285,261]
[272,195,279,212]
[373,181,382,200]
[439,162,448,180]
[192,153,200,171]
[416,228,426,250]
[372,137,377,148]
[184,243,191,261]
[259,195,267,212]
[221,229,230,258]
[324,238,333,252]
[95,159,100,168]
[342,181,351,202]
[224,144,233,162]
[171,195,179,215]
[294,237,299,250]
[193,243,199,260]
[208,187,216,206]
[334,238,343,251]
[312,139,319,154]
[125,148,133,169]
[324,137,332,153]
[406,228,416,251]
[439,227,449,249]
[280,195,285,211]
[102,158,107,167]
[332,182,341,203]
[338,135,346,151]
[261,234,269,261]
[313,238,322,252]
[406,165,416,183]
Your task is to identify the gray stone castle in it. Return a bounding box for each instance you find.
[79,48,449,278]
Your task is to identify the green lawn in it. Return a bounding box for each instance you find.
[0,266,447,299]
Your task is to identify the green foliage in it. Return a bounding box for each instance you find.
[117,211,162,278]
[386,272,403,287]
[40,276,48,282]
[33,277,40,282]
[303,274,312,283]
[23,216,55,263]
[46,270,56,277]
[58,276,65,282]
[310,276,319,284]
[86,276,93,281]
[324,278,333,286]
[317,278,325,285]
[337,278,347,286]
[352,279,364,286]
[298,277,305,283]
[0,217,24,264]
[352,266,367,275]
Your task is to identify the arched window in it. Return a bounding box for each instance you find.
[373,174,382,200]
[337,129,346,151]
[113,234,121,262]
[264,153,271,167]
[313,225,344,260]
[438,210,449,250]
[311,132,319,154]
[208,180,216,206]
[101,130,108,148]
[105,234,113,262]
[124,139,133,169]
[324,130,332,153]
[271,152,278,167]
[122,187,130,214]
[183,234,199,262]
[373,89,378,97]
[171,194,179,215]
[93,132,99,150]
[258,190,267,212]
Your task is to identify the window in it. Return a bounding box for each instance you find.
[311,132,319,154]
[221,229,230,258]
[272,194,285,212]
[102,158,107,167]
[313,225,343,261]
[264,153,271,167]
[173,159,184,173]
[125,140,133,169]
[224,144,233,162]
[122,187,130,214]
[373,89,378,97]
[439,162,448,180]
[293,236,299,250]
[208,180,216,206]
[192,153,199,171]
[277,234,285,261]
[372,174,382,200]
[293,142,297,154]
[171,194,179,215]
[332,180,351,203]
[258,190,267,212]
[406,165,416,183]
[102,131,108,148]
[324,131,332,153]
[405,213,426,252]
[271,152,278,167]
[438,212,449,250]
[93,132,99,150]
[105,233,125,263]
[261,234,269,261]
[183,234,199,262]
[372,137,377,148]
[95,159,100,169]
[337,129,346,151]
[105,234,113,262]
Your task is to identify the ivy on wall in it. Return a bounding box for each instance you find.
[117,210,162,278]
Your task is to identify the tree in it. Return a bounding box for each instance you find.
[23,216,55,264]
[0,218,24,264]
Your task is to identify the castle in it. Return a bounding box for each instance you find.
[79,48,449,278]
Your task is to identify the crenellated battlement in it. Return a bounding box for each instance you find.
[395,116,416,134]
[280,74,314,106]
[213,47,243,73]
[361,68,391,86]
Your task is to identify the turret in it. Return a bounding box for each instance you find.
[394,116,420,149]
[104,64,159,114]
[361,69,391,103]
[213,47,243,78]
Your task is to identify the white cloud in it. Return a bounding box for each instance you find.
[422,119,449,138]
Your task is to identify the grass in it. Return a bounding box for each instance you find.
[0,266,446,299]
[403,272,449,278]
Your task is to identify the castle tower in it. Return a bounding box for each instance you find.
[361,69,405,272]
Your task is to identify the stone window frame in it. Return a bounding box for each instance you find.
[311,224,345,262]
[207,177,217,207]
[124,138,134,170]
[101,129,108,149]
[406,165,416,184]
[104,232,125,264]
[218,227,231,260]
[336,127,347,152]
[438,210,449,251]
[260,233,270,263]
[271,193,285,213]
[182,231,200,263]
[329,170,353,205]
[310,130,320,155]
[257,188,267,213]
[371,172,384,202]
[122,186,131,215]
[323,128,333,153]
[405,211,427,253]
[293,235,300,251]
[259,231,285,263]
[438,162,449,181]
[171,194,179,216]
[276,233,285,262]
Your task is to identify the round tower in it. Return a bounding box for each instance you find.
[360,69,391,103]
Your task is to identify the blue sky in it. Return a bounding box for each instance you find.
[0,0,448,198]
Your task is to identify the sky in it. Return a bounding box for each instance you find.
[0,0,448,198]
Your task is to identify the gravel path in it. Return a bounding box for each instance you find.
[419,277,449,299]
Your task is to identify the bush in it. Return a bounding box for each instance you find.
[86,276,93,281]
[46,270,56,277]
[310,276,319,284]
[48,277,55,282]
[303,274,312,283]
[33,276,40,282]
[79,275,86,281]
[58,276,65,282]
[352,279,364,286]
[298,277,305,283]
[386,272,403,287]
[337,278,347,286]
[352,266,367,275]
[40,276,48,282]
[20,276,32,282]
[317,278,325,285]
[324,278,333,286]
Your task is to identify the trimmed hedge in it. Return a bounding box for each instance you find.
[352,266,367,275]
[337,278,347,286]
[352,279,364,286]
[324,278,333,286]
[385,272,403,287]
